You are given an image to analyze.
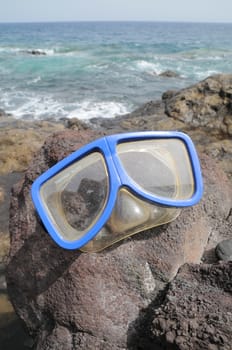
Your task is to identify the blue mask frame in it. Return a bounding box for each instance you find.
[31,131,203,250]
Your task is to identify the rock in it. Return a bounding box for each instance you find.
[216,239,232,261]
[200,154,232,263]
[0,109,5,117]
[0,263,6,291]
[27,50,46,55]
[159,70,179,78]
[164,74,232,137]
[162,90,177,100]
[0,232,10,264]
[90,75,232,180]
[0,109,12,118]
[0,187,4,203]
[0,173,24,262]
[0,118,65,175]
[6,129,232,349]
[151,262,232,350]
[65,117,89,130]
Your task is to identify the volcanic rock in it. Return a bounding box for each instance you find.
[159,70,179,78]
[216,238,232,261]
[6,128,232,349]
[27,50,46,55]
[90,74,232,180]
[0,118,65,175]
[150,262,232,350]
[164,74,232,136]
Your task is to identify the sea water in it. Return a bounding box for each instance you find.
[0,21,232,120]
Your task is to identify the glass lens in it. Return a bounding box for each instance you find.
[40,152,109,242]
[117,139,194,200]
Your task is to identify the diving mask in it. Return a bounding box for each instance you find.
[31,131,203,252]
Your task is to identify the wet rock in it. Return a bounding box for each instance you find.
[159,70,179,78]
[162,89,177,100]
[216,238,232,261]
[26,49,46,55]
[151,262,232,350]
[6,129,232,349]
[0,109,12,118]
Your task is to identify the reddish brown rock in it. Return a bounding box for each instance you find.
[6,128,232,349]
[151,262,232,350]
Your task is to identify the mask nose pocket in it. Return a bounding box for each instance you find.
[107,188,150,232]
[81,187,181,252]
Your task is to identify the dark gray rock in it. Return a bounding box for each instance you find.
[151,262,232,350]
[27,50,46,55]
[159,70,179,78]
[216,238,232,261]
[0,263,6,291]
[162,90,177,100]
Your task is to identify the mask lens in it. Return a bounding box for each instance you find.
[40,152,109,242]
[117,139,194,200]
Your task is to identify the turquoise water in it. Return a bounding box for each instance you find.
[0,21,232,120]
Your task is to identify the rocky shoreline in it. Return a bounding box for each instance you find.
[0,74,232,349]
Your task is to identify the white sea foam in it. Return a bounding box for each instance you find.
[67,101,129,120]
[5,96,65,120]
[1,89,63,119]
[1,88,130,121]
[27,76,41,85]
[194,70,219,80]
[136,60,163,75]
[1,21,231,122]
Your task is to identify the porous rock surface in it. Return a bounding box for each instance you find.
[6,128,232,349]
[151,262,232,350]
[164,74,232,136]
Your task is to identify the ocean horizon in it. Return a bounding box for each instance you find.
[0,21,232,120]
